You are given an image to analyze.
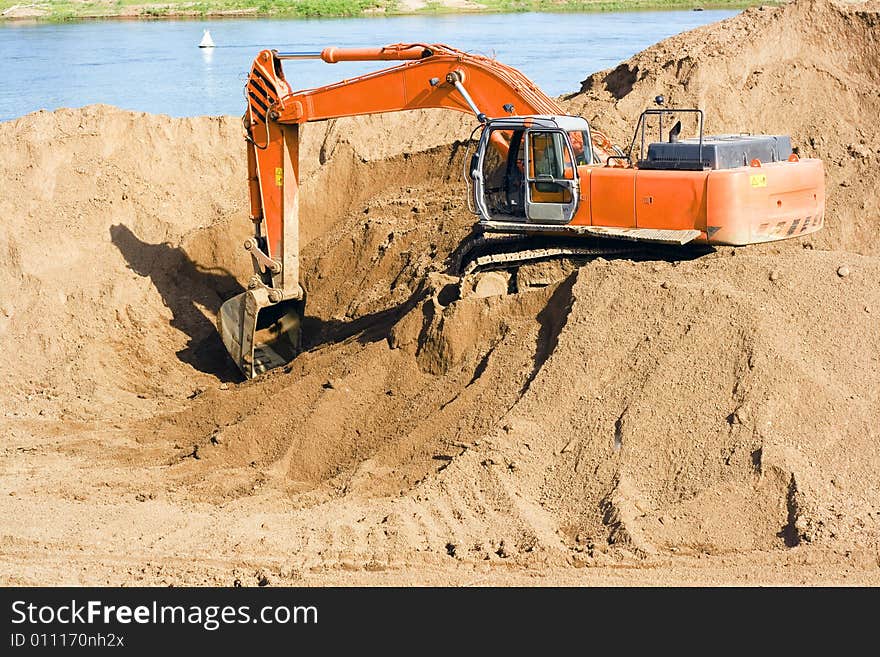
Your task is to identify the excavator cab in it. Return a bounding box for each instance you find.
[471,116,588,225]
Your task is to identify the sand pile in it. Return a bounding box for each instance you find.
[0,106,469,419]
[150,247,878,562]
[0,106,247,416]
[1,0,879,583]
[565,0,880,254]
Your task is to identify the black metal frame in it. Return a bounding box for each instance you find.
[610,108,707,171]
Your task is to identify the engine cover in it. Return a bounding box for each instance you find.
[640,134,793,171]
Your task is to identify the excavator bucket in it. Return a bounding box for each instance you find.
[218,287,304,379]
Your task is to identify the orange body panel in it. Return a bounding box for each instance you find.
[567,158,824,245]
[587,167,635,227]
[635,169,708,232]
[704,158,825,245]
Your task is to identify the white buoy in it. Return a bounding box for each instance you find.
[199,29,215,48]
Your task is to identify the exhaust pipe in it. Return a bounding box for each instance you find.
[218,287,305,379]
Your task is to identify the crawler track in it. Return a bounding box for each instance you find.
[450,232,645,276]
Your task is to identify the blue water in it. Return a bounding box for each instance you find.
[0,11,737,121]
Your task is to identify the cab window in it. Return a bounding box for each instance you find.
[568,130,591,165]
[527,131,574,203]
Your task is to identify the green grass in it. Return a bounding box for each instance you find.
[186,0,382,18]
[0,0,776,22]
[0,0,384,20]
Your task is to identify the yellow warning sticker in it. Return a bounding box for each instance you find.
[275,167,283,187]
[749,174,767,188]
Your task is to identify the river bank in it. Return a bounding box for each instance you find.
[1,0,766,22]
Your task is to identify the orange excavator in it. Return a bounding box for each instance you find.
[219,44,825,378]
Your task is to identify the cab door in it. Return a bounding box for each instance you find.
[524,130,579,224]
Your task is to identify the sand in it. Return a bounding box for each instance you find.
[1,0,878,585]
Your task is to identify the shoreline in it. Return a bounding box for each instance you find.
[0,1,766,24]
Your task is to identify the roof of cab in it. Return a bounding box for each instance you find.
[486,115,590,131]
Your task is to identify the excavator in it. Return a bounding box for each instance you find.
[219,44,825,378]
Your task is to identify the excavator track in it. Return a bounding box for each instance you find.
[450,232,645,277]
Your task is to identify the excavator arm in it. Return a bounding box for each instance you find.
[221,44,616,378]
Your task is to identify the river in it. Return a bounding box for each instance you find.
[0,10,737,121]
